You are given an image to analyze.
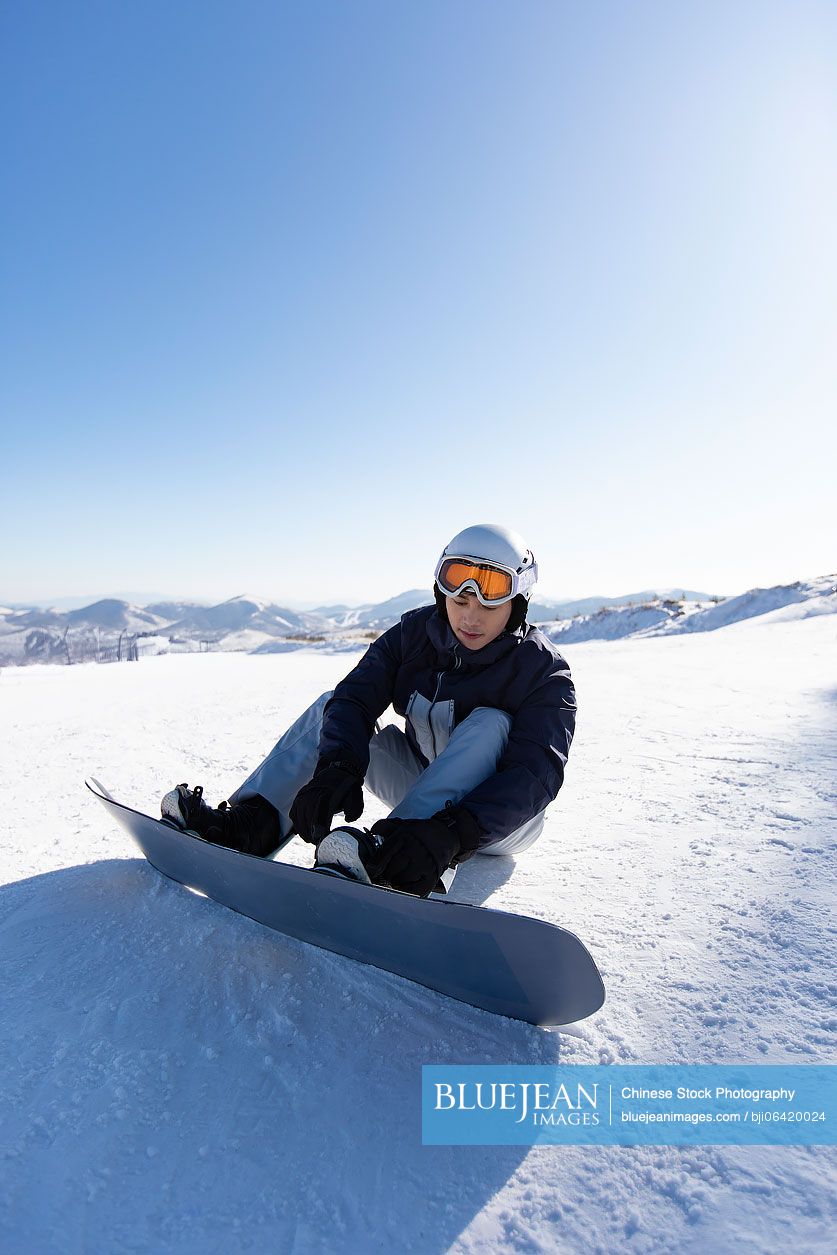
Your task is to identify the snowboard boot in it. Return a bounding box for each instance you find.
[313,825,385,885]
[161,784,282,858]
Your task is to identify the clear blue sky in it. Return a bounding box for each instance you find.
[2,0,834,605]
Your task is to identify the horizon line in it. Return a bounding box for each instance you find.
[10,578,819,613]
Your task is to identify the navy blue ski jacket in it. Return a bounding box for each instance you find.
[317,605,577,845]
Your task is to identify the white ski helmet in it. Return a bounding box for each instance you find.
[434,524,538,629]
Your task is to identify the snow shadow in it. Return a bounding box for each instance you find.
[1,858,562,1254]
[441,848,517,905]
[275,834,517,906]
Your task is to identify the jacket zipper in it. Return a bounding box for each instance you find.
[428,643,461,759]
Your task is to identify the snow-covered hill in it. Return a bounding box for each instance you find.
[144,600,211,622]
[0,596,325,664]
[1,576,833,667]
[0,612,834,1252]
[64,598,170,633]
[658,575,837,633]
[542,601,682,644]
[541,575,836,646]
[164,594,321,639]
[528,587,717,622]
[321,589,435,629]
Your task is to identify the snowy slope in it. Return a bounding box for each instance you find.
[541,575,836,646]
[542,602,680,643]
[1,616,835,1253]
[652,575,837,635]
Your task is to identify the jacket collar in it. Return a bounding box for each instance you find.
[426,609,521,667]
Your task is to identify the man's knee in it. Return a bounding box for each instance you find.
[447,706,512,757]
[460,706,512,735]
[478,811,546,857]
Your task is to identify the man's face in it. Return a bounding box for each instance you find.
[446,590,513,650]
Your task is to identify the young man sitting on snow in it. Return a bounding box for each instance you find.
[161,524,577,897]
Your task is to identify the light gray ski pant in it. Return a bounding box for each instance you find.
[229,691,545,856]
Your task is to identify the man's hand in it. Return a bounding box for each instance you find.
[289,759,364,843]
[369,806,482,897]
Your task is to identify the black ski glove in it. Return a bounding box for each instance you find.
[369,805,482,898]
[289,757,364,844]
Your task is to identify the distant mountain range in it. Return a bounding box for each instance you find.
[0,578,833,666]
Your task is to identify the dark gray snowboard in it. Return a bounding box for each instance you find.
[87,778,605,1026]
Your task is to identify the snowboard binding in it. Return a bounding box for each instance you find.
[313,825,384,885]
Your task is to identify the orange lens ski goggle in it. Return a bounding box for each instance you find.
[435,557,517,605]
